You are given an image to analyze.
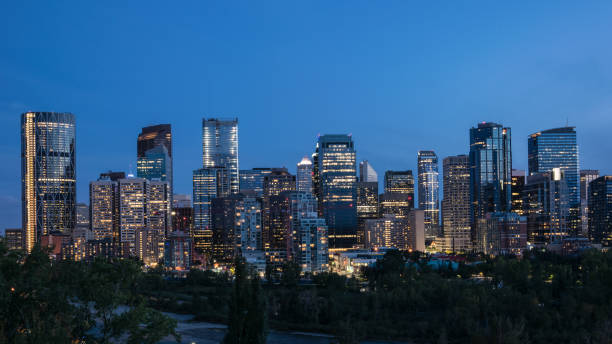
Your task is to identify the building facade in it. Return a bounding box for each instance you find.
[384,170,415,208]
[192,167,229,255]
[580,170,599,236]
[511,169,526,216]
[297,157,313,194]
[441,155,471,252]
[417,151,440,237]
[359,160,378,183]
[202,118,239,194]
[21,112,76,252]
[239,168,272,197]
[588,176,612,247]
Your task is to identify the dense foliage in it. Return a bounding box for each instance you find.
[0,243,179,344]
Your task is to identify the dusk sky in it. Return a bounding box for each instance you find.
[1,1,612,231]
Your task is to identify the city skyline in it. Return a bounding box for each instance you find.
[3,2,612,232]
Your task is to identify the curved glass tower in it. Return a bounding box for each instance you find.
[202,118,239,194]
[417,150,440,237]
[21,112,76,252]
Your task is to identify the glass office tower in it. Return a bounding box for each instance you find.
[384,170,415,208]
[202,118,239,194]
[137,124,172,191]
[580,170,599,236]
[359,160,378,183]
[417,151,440,236]
[469,122,512,226]
[297,156,313,194]
[192,167,230,254]
[313,134,357,250]
[21,112,76,253]
[588,176,612,247]
[528,127,579,233]
[239,168,272,197]
[442,155,471,252]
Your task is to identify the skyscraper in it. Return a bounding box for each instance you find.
[442,155,471,252]
[172,194,193,232]
[384,170,415,207]
[588,176,612,247]
[262,168,296,265]
[137,124,172,194]
[313,134,357,250]
[580,170,599,236]
[359,160,378,183]
[90,177,119,241]
[202,118,239,194]
[137,124,172,158]
[21,112,76,253]
[239,168,272,197]
[524,169,570,246]
[417,151,440,237]
[118,177,147,255]
[528,127,579,233]
[356,181,379,247]
[192,167,229,254]
[511,169,526,216]
[297,157,313,194]
[469,122,512,228]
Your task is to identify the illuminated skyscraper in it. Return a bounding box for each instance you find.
[580,170,599,236]
[262,169,296,265]
[239,168,272,197]
[21,112,76,253]
[202,118,239,194]
[297,157,313,194]
[313,134,357,250]
[384,171,414,208]
[356,181,379,247]
[137,124,172,158]
[588,176,612,247]
[417,151,440,237]
[148,180,171,234]
[511,169,526,216]
[172,194,193,232]
[442,155,471,252]
[469,122,512,231]
[192,167,229,254]
[90,177,119,241]
[528,127,579,233]
[137,124,172,194]
[118,178,147,255]
[359,160,378,183]
[524,168,570,246]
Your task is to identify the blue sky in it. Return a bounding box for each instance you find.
[1,1,612,231]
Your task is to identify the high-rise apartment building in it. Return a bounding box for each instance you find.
[297,157,313,194]
[313,134,358,250]
[580,170,599,236]
[202,118,239,194]
[442,155,471,252]
[118,178,147,255]
[528,127,579,233]
[90,177,119,241]
[21,112,76,252]
[469,122,512,241]
[588,176,612,247]
[417,151,440,237]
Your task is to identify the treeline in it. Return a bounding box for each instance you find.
[146,250,612,343]
[0,243,180,343]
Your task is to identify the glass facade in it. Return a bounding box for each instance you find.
[356,181,379,247]
[441,155,471,252]
[469,122,512,226]
[192,167,229,254]
[297,156,313,194]
[313,134,357,250]
[21,112,76,253]
[580,169,599,236]
[137,124,172,194]
[417,151,440,237]
[239,168,272,197]
[202,118,239,194]
[588,176,612,247]
[90,179,119,241]
[384,170,415,207]
[511,169,526,216]
[528,127,579,233]
[359,160,378,183]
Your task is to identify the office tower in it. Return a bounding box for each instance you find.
[408,209,426,252]
[313,134,358,250]
[384,170,415,207]
[148,180,171,234]
[442,155,471,252]
[202,118,239,194]
[172,194,193,232]
[580,170,599,236]
[524,169,570,246]
[99,171,126,182]
[469,122,512,244]
[263,168,296,196]
[164,231,193,272]
[528,127,579,233]
[118,178,147,255]
[192,167,229,254]
[588,176,612,247]
[21,112,76,253]
[297,157,313,194]
[297,218,329,273]
[475,213,526,256]
[90,177,120,241]
[359,160,378,183]
[379,192,412,218]
[210,194,244,262]
[417,151,440,237]
[4,229,23,251]
[263,192,292,268]
[137,125,173,198]
[364,215,407,250]
[239,168,272,197]
[236,196,262,253]
[356,181,379,247]
[511,169,526,216]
